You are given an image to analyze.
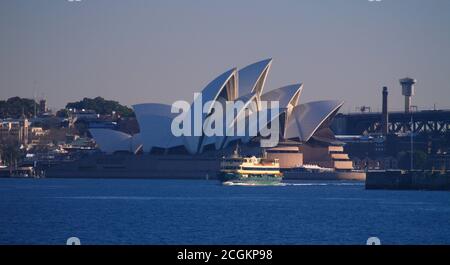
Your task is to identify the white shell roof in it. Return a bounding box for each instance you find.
[199,68,237,109]
[184,68,237,154]
[261,84,303,110]
[90,129,142,154]
[133,103,182,152]
[284,100,344,142]
[238,59,272,97]
[214,92,258,150]
[199,59,273,151]
[223,105,281,148]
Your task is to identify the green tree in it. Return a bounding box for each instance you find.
[65,97,134,117]
[56,108,69,118]
[0,97,38,118]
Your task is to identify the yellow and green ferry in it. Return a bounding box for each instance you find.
[218,150,283,185]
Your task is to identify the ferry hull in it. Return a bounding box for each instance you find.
[218,172,282,185]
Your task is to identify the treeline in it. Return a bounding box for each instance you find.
[0,97,38,119]
[65,97,134,117]
[0,96,135,119]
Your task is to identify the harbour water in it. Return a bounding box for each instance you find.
[1,178,450,245]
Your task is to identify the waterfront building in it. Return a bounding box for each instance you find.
[87,59,352,171]
[0,117,29,146]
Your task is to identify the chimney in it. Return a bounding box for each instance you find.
[382,86,389,136]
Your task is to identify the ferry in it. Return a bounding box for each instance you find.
[218,149,283,185]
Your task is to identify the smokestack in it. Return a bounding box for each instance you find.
[382,86,389,136]
[400,77,416,113]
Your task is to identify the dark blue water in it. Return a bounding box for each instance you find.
[1,178,449,245]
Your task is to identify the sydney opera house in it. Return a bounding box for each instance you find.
[47,59,355,179]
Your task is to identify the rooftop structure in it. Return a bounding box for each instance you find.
[400,77,417,113]
[0,118,29,145]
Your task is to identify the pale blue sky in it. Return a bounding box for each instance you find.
[1,0,450,112]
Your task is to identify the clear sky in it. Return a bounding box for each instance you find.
[1,0,450,112]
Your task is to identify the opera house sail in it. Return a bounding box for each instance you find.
[46,59,356,179]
